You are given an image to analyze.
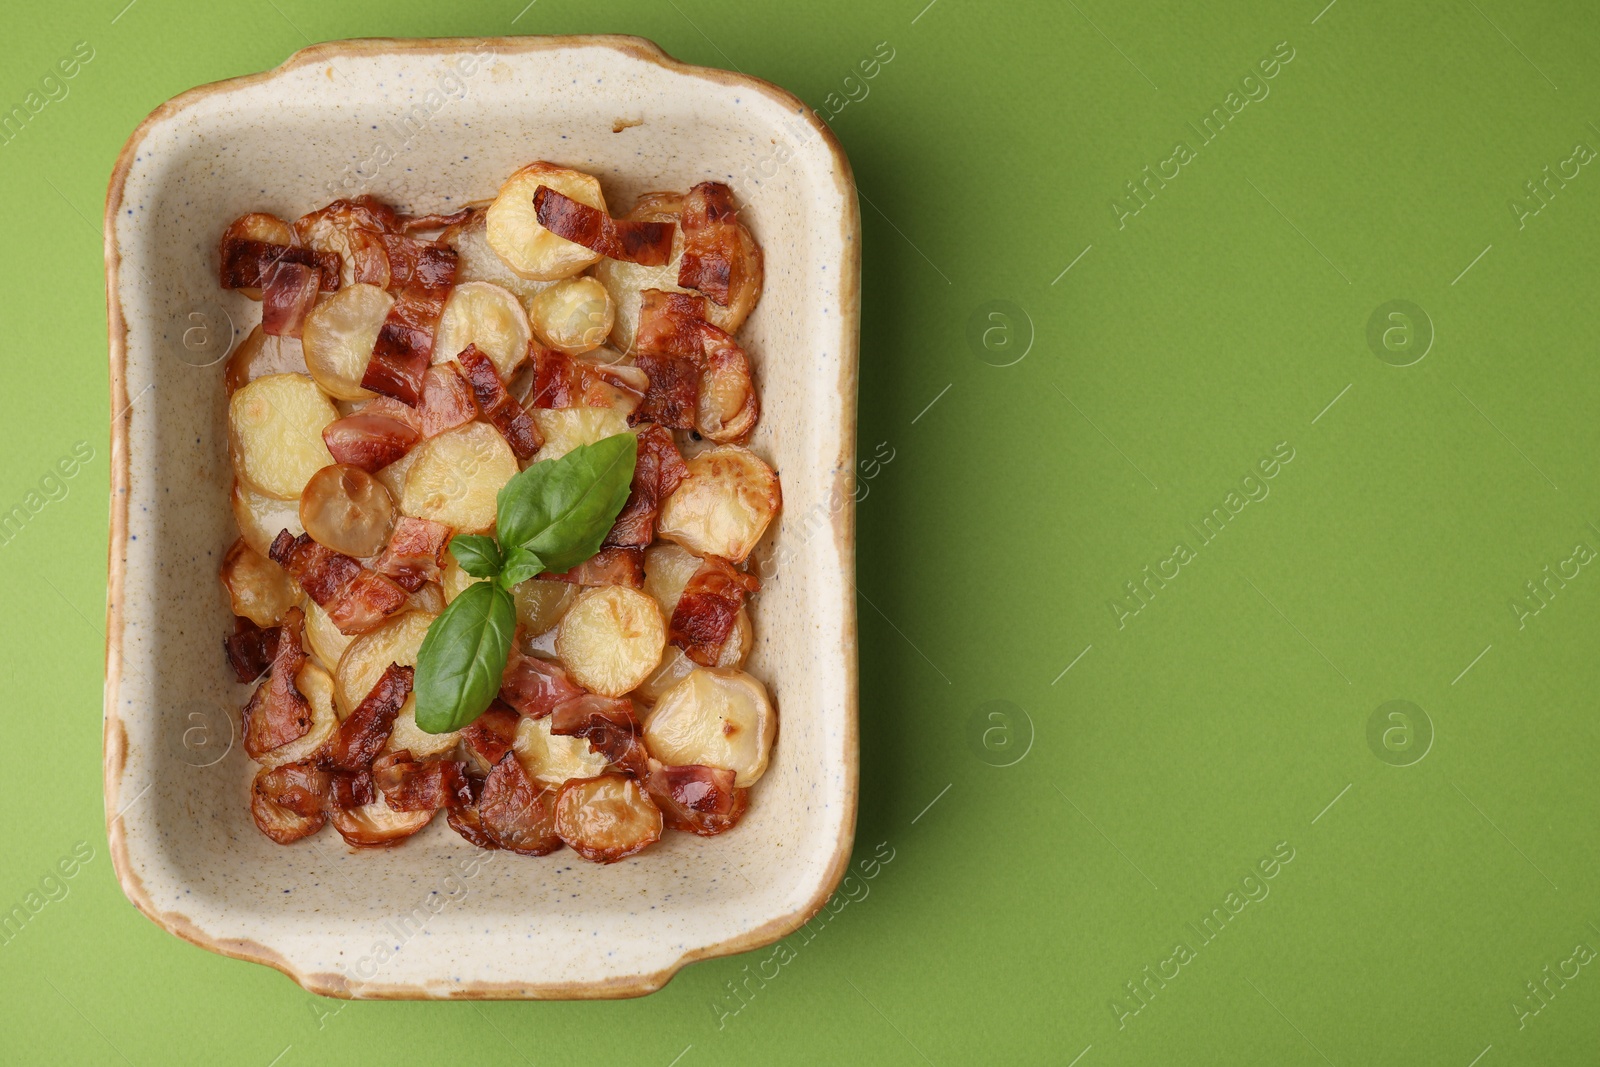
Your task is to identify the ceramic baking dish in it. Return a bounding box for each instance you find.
[102,35,858,999]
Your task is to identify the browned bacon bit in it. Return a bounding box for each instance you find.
[419,362,478,437]
[251,760,331,843]
[376,232,456,291]
[631,350,701,430]
[224,615,279,683]
[461,701,520,765]
[219,238,338,293]
[292,196,399,288]
[241,607,313,760]
[645,760,748,836]
[260,259,322,338]
[329,769,375,809]
[373,750,474,811]
[550,694,649,778]
[670,555,761,666]
[605,425,687,547]
[398,207,474,233]
[323,413,420,472]
[499,649,585,720]
[373,517,452,593]
[324,663,414,772]
[529,348,647,411]
[269,531,409,636]
[456,345,543,460]
[541,546,644,588]
[677,182,748,306]
[361,244,458,405]
[476,754,562,855]
[635,289,758,442]
[532,185,674,266]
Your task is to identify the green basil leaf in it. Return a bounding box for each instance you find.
[498,546,545,589]
[495,432,638,574]
[413,581,516,734]
[449,534,505,579]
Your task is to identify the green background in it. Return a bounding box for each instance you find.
[4,0,1599,1062]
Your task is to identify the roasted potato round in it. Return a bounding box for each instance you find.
[527,406,630,464]
[232,479,306,557]
[220,538,299,628]
[400,422,519,532]
[513,578,577,637]
[229,373,339,500]
[656,446,780,564]
[301,283,393,400]
[554,774,663,863]
[555,585,666,697]
[302,596,354,671]
[642,667,773,786]
[225,325,308,394]
[299,464,396,558]
[330,801,434,847]
[514,714,608,786]
[441,208,555,306]
[527,276,614,354]
[432,281,532,379]
[486,162,607,281]
[641,542,703,618]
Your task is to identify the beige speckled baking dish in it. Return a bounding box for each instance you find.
[102,35,859,999]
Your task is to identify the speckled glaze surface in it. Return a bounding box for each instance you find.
[103,35,859,1000]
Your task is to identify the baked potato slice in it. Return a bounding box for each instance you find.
[301,282,392,401]
[656,445,780,564]
[527,276,614,354]
[400,422,519,532]
[220,538,299,628]
[485,162,607,281]
[228,373,339,500]
[554,773,663,863]
[642,667,773,786]
[432,281,532,379]
[554,585,666,697]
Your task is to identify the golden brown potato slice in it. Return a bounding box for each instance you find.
[400,422,518,532]
[432,281,532,379]
[301,282,393,401]
[225,213,297,301]
[642,667,773,786]
[225,325,308,394]
[527,406,630,464]
[441,208,555,306]
[486,162,606,281]
[514,714,608,786]
[330,801,434,847]
[228,373,339,500]
[220,538,299,628]
[299,464,396,558]
[257,660,340,769]
[232,479,306,557]
[527,276,614,354]
[554,774,663,862]
[555,585,666,697]
[656,446,781,564]
[641,542,703,618]
[634,608,750,703]
[303,596,354,671]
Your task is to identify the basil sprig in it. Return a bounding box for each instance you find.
[413,432,638,734]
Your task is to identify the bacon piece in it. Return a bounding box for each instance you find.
[293,196,400,288]
[605,425,687,547]
[373,750,473,811]
[532,185,674,265]
[219,238,338,293]
[456,345,542,459]
[322,413,420,472]
[550,694,649,778]
[224,615,279,683]
[251,760,331,843]
[329,770,375,810]
[498,649,585,720]
[529,349,647,412]
[241,607,313,760]
[475,753,562,855]
[361,243,458,404]
[644,760,748,836]
[376,232,456,290]
[670,555,761,666]
[635,289,758,442]
[269,531,409,636]
[260,259,321,338]
[398,208,474,233]
[372,517,451,593]
[677,182,746,305]
[419,363,478,437]
[461,701,520,765]
[540,546,644,588]
[323,663,413,772]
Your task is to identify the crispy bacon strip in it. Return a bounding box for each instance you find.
[373,750,474,811]
[260,259,321,338]
[541,546,644,588]
[529,349,647,411]
[329,770,376,810]
[550,694,649,778]
[372,517,452,593]
[322,413,420,472]
[475,753,562,855]
[461,701,521,765]
[269,530,408,635]
[645,760,748,837]
[398,208,474,233]
[456,345,542,459]
[241,607,312,760]
[670,555,760,666]
[499,649,585,720]
[252,760,331,843]
[224,615,279,683]
[605,425,687,547]
[636,289,758,441]
[532,185,674,265]
[677,182,744,305]
[219,238,338,293]
[323,663,413,772]
[419,363,478,437]
[361,243,458,405]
